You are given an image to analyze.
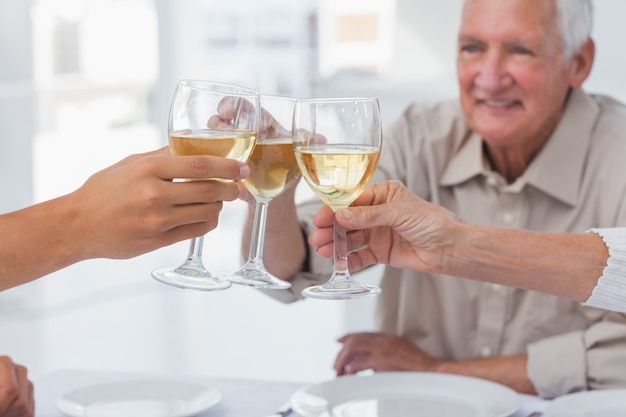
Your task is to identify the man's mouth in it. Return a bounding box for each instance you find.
[479,99,520,109]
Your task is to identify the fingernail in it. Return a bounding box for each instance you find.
[337,209,352,220]
[239,164,250,177]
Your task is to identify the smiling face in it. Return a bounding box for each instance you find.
[457,0,590,151]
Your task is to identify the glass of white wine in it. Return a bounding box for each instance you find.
[221,95,300,289]
[151,79,259,291]
[293,97,382,300]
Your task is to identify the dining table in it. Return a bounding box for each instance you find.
[34,369,550,416]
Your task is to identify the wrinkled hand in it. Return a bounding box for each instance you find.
[67,147,249,260]
[0,357,34,417]
[334,332,443,377]
[309,181,463,274]
[210,96,259,131]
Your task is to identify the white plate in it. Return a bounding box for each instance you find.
[545,389,626,417]
[56,379,221,417]
[290,372,520,417]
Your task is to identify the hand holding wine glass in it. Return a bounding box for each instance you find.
[293,97,382,299]
[151,80,259,291]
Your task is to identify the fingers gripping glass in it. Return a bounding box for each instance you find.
[292,98,382,300]
[151,80,259,291]
[220,95,299,289]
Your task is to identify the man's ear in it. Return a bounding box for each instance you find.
[569,38,595,88]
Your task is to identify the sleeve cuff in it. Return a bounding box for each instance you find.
[527,331,587,398]
[584,228,626,313]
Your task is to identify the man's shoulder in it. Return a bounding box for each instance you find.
[588,92,626,117]
[402,97,463,120]
[567,90,626,143]
[395,98,468,140]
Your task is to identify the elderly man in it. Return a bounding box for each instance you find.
[244,0,626,398]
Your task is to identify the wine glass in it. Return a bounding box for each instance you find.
[221,95,300,289]
[292,97,382,300]
[151,80,259,291]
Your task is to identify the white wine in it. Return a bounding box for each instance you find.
[244,139,300,200]
[169,129,256,162]
[295,144,380,210]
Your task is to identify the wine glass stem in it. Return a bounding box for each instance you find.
[247,200,269,265]
[333,216,350,280]
[186,236,205,265]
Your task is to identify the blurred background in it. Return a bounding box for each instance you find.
[0,0,624,384]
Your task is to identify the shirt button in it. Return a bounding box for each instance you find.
[491,284,504,293]
[502,213,514,224]
[486,176,498,186]
[480,346,493,358]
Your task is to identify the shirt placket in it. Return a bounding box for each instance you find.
[474,188,524,358]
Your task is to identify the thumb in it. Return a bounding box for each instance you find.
[336,205,393,230]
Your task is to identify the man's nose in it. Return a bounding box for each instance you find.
[474,54,513,92]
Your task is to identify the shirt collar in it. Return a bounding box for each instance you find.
[439,89,599,206]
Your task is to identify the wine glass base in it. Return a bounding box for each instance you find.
[222,268,291,290]
[302,284,381,300]
[151,267,232,291]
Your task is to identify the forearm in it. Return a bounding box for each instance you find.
[435,355,536,394]
[241,189,307,280]
[0,195,85,290]
[444,223,607,302]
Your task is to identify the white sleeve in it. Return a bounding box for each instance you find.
[584,228,626,313]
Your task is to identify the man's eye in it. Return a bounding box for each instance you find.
[513,46,532,55]
[461,44,479,53]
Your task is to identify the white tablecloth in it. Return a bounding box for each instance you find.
[34,369,303,417]
[34,369,549,417]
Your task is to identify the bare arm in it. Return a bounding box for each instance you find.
[443,223,605,303]
[334,332,535,394]
[0,148,249,290]
[435,356,534,394]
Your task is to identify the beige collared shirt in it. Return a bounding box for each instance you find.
[286,89,626,398]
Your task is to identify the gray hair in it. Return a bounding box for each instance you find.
[461,0,593,60]
[555,0,593,60]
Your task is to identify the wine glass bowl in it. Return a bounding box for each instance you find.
[243,96,301,203]
[151,80,260,291]
[293,98,382,300]
[221,95,299,289]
